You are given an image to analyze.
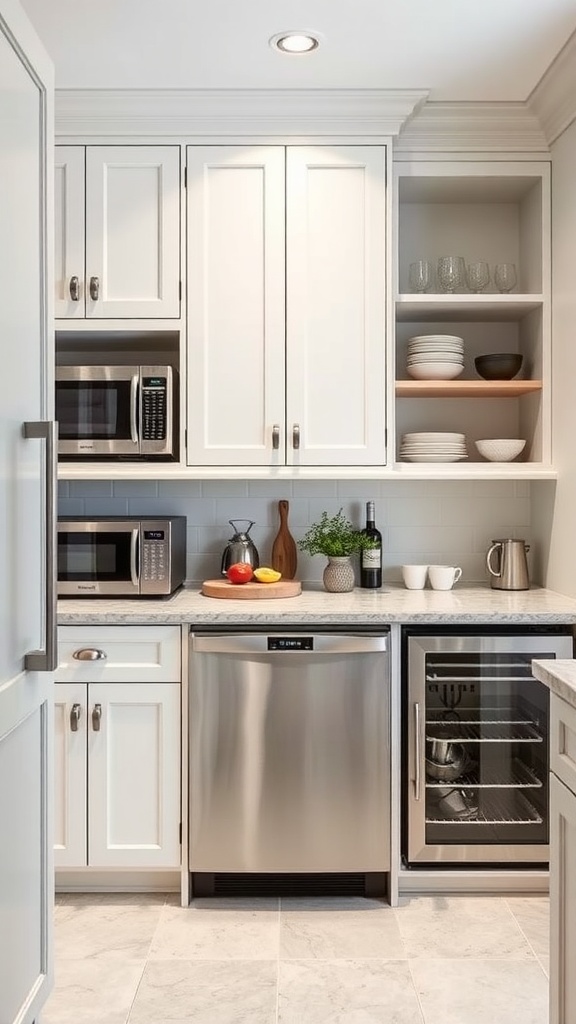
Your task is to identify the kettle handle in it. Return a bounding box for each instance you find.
[486,542,502,578]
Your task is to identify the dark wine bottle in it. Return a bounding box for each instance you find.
[360,500,382,589]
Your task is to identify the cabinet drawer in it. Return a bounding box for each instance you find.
[551,694,576,796]
[56,625,181,683]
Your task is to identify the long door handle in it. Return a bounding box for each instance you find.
[92,704,102,731]
[23,421,57,672]
[414,702,423,802]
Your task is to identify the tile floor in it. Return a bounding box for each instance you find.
[44,892,550,1023]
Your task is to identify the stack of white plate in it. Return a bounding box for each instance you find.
[407,335,464,380]
[400,432,468,462]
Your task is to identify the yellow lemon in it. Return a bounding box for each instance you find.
[253,567,281,583]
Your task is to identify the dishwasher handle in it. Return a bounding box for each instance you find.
[190,633,388,655]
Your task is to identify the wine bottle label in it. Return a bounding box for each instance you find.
[362,549,382,569]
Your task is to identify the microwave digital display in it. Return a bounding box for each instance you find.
[144,530,165,541]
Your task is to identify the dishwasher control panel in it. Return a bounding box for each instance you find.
[268,636,314,651]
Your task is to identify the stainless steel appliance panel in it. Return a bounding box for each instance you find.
[405,632,573,866]
[189,632,390,874]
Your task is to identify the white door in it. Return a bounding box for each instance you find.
[286,146,387,465]
[85,146,181,318]
[186,146,286,465]
[54,146,85,318]
[88,683,181,868]
[0,2,55,1022]
[550,772,576,1024]
[54,685,87,868]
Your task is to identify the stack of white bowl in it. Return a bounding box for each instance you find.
[406,335,464,380]
[400,432,468,462]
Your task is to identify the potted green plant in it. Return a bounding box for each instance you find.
[298,509,375,592]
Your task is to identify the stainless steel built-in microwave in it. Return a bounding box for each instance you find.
[56,365,175,458]
[57,517,187,597]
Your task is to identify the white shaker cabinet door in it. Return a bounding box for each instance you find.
[88,683,181,869]
[186,146,286,465]
[54,146,85,318]
[54,685,87,868]
[550,772,576,1024]
[85,146,181,319]
[286,146,387,465]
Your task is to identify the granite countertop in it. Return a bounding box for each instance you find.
[532,659,576,710]
[57,584,576,625]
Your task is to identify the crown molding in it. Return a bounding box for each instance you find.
[54,88,429,138]
[529,29,576,145]
[395,102,549,156]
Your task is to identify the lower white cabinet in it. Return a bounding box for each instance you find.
[54,677,181,870]
[549,690,576,1024]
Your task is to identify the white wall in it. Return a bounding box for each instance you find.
[58,478,533,586]
[533,117,576,598]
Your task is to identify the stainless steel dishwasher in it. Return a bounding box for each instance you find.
[189,628,390,895]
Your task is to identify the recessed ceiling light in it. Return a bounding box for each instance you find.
[269,31,321,55]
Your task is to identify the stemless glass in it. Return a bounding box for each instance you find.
[409,259,434,293]
[437,255,465,293]
[494,263,517,293]
[465,260,490,293]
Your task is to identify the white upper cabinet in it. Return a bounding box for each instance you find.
[55,145,181,319]
[186,144,387,467]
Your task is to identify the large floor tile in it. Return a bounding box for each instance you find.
[149,898,280,960]
[278,959,424,1023]
[54,893,168,960]
[506,897,550,957]
[279,897,406,960]
[410,958,548,1024]
[128,959,277,1023]
[43,957,145,1024]
[394,896,534,960]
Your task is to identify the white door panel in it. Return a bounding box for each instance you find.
[0,2,54,1021]
[54,685,87,867]
[286,146,386,465]
[54,146,85,317]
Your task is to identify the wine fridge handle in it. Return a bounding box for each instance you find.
[414,702,423,801]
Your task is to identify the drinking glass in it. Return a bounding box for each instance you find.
[437,255,465,293]
[408,259,434,293]
[494,263,517,293]
[465,260,490,293]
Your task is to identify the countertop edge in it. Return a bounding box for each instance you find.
[532,659,576,710]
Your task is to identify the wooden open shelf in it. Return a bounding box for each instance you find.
[395,379,542,398]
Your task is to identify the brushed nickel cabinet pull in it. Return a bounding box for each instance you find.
[72,648,107,661]
[89,275,100,300]
[69,276,80,301]
[292,424,300,450]
[70,703,82,732]
[92,704,102,731]
[272,424,280,450]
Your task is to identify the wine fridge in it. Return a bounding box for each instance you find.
[402,626,573,867]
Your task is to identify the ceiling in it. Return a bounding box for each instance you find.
[20,0,576,102]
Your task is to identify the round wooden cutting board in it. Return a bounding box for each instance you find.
[201,579,302,600]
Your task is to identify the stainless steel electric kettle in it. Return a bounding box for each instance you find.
[220,520,260,576]
[486,538,530,590]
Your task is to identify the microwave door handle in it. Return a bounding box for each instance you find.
[130,374,139,446]
[130,528,139,588]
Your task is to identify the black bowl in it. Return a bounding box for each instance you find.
[474,353,523,380]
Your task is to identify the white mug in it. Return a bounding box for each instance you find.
[428,565,462,591]
[402,564,428,590]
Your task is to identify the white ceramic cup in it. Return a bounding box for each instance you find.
[402,564,429,590]
[428,565,462,591]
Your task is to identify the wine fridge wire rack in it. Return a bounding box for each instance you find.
[425,758,543,790]
[425,790,543,826]
[425,707,544,744]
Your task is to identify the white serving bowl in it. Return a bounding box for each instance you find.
[407,362,464,380]
[474,438,526,462]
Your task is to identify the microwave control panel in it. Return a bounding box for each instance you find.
[141,376,168,440]
[142,529,167,581]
